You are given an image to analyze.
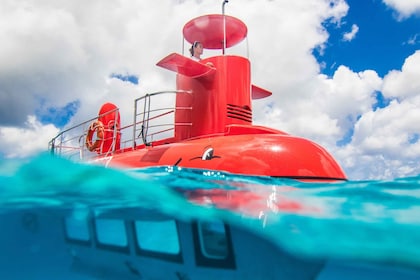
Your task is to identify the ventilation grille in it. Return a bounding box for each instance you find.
[227,104,252,123]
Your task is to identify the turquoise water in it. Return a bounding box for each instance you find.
[1,153,420,278]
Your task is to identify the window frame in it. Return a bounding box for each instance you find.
[132,219,184,263]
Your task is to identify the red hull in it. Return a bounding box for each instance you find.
[107,127,345,180]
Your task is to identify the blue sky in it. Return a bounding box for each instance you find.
[317,0,419,77]
[0,0,419,180]
[311,0,419,151]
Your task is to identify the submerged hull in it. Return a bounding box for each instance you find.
[2,208,420,280]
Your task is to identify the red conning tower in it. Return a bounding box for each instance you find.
[157,14,271,141]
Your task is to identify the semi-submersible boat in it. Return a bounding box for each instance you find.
[3,3,420,280]
[48,13,347,182]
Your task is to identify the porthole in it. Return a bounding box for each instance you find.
[198,221,228,259]
[193,221,236,269]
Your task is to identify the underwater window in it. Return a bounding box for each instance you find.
[94,219,129,253]
[193,221,236,269]
[64,216,90,245]
[198,221,228,259]
[134,219,183,263]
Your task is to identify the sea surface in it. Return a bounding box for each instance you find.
[1,153,420,279]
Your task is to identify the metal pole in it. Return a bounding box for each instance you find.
[222,0,229,55]
[133,98,138,148]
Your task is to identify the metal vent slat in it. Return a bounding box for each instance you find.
[226,104,252,123]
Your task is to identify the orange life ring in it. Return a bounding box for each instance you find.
[85,121,104,152]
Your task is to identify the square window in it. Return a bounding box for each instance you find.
[135,220,180,254]
[64,216,90,242]
[198,221,228,259]
[95,219,128,247]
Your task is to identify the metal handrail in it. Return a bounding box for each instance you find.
[133,90,192,147]
[48,107,120,160]
[49,90,192,161]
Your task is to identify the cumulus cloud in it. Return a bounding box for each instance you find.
[382,0,420,19]
[342,24,359,41]
[0,0,419,180]
[337,51,420,179]
[0,116,59,158]
[382,50,420,99]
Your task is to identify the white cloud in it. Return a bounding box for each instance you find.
[338,51,420,179]
[342,24,359,42]
[382,50,420,99]
[405,33,419,45]
[0,0,419,180]
[0,116,59,158]
[382,0,420,19]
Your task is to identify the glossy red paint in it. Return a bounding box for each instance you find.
[97,102,121,152]
[183,14,247,49]
[98,13,346,181]
[108,129,345,180]
[174,55,252,141]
